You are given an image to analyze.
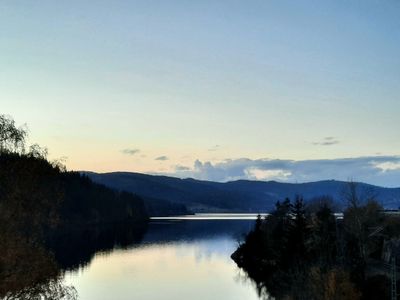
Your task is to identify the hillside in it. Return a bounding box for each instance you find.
[0,153,148,231]
[85,171,400,213]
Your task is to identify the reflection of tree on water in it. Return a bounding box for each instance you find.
[2,278,77,300]
[47,223,147,271]
[0,223,147,300]
[0,228,77,300]
[234,268,271,300]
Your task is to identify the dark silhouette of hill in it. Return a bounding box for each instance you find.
[143,196,190,216]
[0,153,148,229]
[84,171,400,213]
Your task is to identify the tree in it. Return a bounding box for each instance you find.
[28,144,48,159]
[306,195,338,215]
[310,204,337,264]
[0,115,27,153]
[309,267,361,300]
[343,182,383,261]
[288,196,308,261]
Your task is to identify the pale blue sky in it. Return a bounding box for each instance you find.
[1,1,400,185]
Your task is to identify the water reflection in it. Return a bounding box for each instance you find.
[65,218,262,300]
[47,223,147,271]
[0,228,77,300]
[0,222,146,300]
[2,216,264,300]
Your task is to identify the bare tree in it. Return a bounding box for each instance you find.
[343,181,383,260]
[0,115,27,153]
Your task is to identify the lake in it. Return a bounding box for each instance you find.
[63,214,264,300]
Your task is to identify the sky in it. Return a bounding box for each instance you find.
[1,1,400,186]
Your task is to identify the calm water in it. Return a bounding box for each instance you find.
[63,214,263,300]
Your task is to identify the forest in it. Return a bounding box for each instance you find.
[232,192,400,300]
[0,115,148,299]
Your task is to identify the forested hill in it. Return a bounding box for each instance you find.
[0,153,148,231]
[0,115,149,299]
[85,171,400,213]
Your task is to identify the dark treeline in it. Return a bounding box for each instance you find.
[46,223,147,271]
[61,172,147,226]
[0,115,148,299]
[0,115,148,229]
[142,196,190,217]
[0,152,148,229]
[232,190,400,300]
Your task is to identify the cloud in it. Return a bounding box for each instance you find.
[155,155,169,161]
[372,161,400,172]
[175,165,191,171]
[313,137,340,146]
[245,168,292,181]
[167,156,400,187]
[121,148,140,155]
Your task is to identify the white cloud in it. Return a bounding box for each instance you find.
[165,156,400,187]
[245,168,292,181]
[373,161,400,172]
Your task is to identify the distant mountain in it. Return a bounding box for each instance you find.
[84,171,400,214]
